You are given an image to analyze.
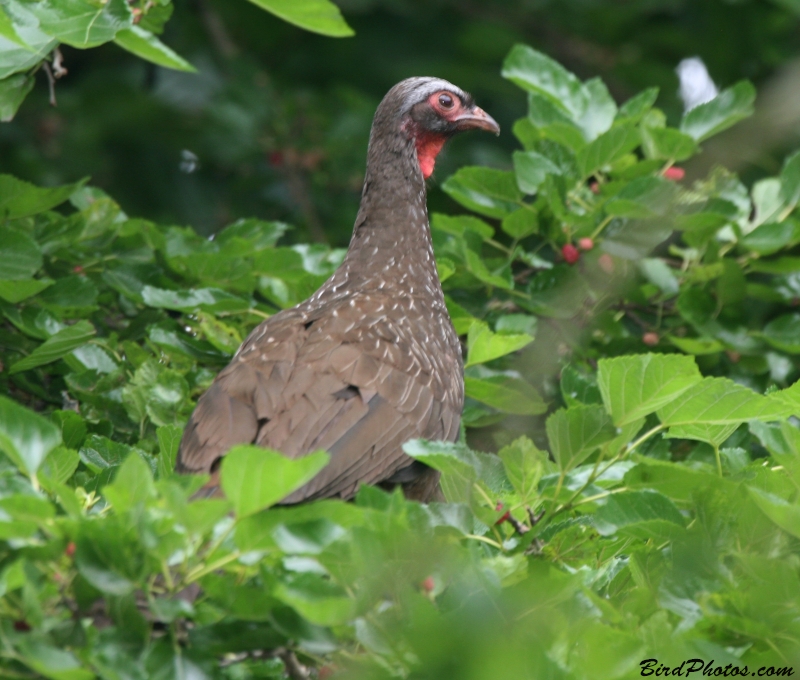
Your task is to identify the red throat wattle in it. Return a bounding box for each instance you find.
[415,133,447,179]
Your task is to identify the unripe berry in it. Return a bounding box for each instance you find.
[562,244,580,265]
[421,576,435,593]
[578,237,594,251]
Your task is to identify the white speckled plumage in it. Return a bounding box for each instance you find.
[177,77,498,502]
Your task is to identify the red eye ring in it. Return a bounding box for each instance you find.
[438,93,454,109]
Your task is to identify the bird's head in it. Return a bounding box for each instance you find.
[374,77,500,179]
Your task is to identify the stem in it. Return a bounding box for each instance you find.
[714,445,723,476]
[590,214,614,240]
[485,238,513,255]
[465,534,503,550]
[186,551,241,583]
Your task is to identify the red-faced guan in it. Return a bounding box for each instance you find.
[176,78,500,502]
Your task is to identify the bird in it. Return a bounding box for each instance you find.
[176,77,500,503]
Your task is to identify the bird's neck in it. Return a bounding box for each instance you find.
[334,131,442,294]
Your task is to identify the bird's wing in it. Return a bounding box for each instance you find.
[176,293,462,502]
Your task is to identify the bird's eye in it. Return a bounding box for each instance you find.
[438,93,454,109]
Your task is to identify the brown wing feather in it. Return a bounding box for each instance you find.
[176,292,462,502]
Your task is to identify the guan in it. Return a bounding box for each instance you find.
[176,78,500,502]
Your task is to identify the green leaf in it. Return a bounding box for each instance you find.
[431,213,495,240]
[465,321,533,367]
[592,489,685,536]
[463,249,513,289]
[546,405,616,472]
[103,453,155,514]
[498,436,548,502]
[577,123,640,178]
[141,285,250,313]
[441,167,522,219]
[597,354,702,426]
[502,44,586,121]
[0,1,58,80]
[741,220,800,255]
[656,377,784,427]
[762,313,800,353]
[274,573,352,626]
[0,174,85,218]
[617,87,659,121]
[666,422,738,447]
[16,640,94,680]
[0,228,41,280]
[605,176,677,218]
[501,209,538,239]
[0,72,34,122]
[780,149,800,208]
[638,258,680,295]
[114,25,196,71]
[748,487,800,539]
[0,5,26,46]
[221,446,330,516]
[512,150,561,194]
[464,375,546,415]
[28,0,133,48]
[246,0,354,37]
[9,320,96,374]
[39,446,80,489]
[0,395,61,476]
[157,424,182,479]
[640,126,698,161]
[0,277,53,303]
[679,81,755,142]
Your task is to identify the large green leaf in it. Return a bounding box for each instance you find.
[513,150,561,194]
[502,44,586,121]
[762,313,800,353]
[592,489,685,536]
[442,167,522,219]
[0,174,85,218]
[221,446,330,517]
[748,487,800,539]
[546,405,616,472]
[0,1,57,80]
[597,354,702,426]
[9,320,96,374]
[26,0,133,48]
[0,395,61,476]
[656,377,784,427]
[114,26,196,71]
[141,285,250,313]
[679,81,755,142]
[246,0,353,37]
[498,436,548,503]
[640,126,698,161]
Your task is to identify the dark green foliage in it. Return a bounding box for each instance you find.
[1,36,800,680]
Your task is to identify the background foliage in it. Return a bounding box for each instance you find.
[2,0,800,677]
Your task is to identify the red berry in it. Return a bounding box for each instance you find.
[269,151,284,167]
[578,237,594,251]
[562,244,580,265]
[421,576,435,593]
[318,665,336,679]
[495,511,511,524]
[65,542,76,558]
[663,166,685,181]
[726,350,741,363]
[72,265,83,274]
[642,332,659,346]
[589,180,600,194]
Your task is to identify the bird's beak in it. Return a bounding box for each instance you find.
[453,106,500,135]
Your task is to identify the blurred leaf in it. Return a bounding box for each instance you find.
[0,395,61,476]
[762,313,800,353]
[0,228,41,280]
[605,176,677,218]
[157,424,182,479]
[141,285,250,313]
[498,436,547,502]
[0,277,53,303]
[640,126,698,161]
[513,150,561,194]
[577,123,640,178]
[593,490,685,536]
[0,175,85,218]
[221,446,330,516]
[16,640,94,680]
[247,0,354,37]
[464,375,546,415]
[0,72,34,121]
[9,320,95,374]
[679,81,755,141]
[442,167,522,219]
[103,452,155,514]
[114,26,196,71]
[748,487,800,539]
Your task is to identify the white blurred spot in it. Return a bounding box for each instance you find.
[180,149,199,173]
[677,57,718,112]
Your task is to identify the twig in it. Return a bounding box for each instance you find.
[42,62,57,107]
[52,48,68,78]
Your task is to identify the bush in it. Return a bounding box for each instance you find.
[1,45,799,677]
